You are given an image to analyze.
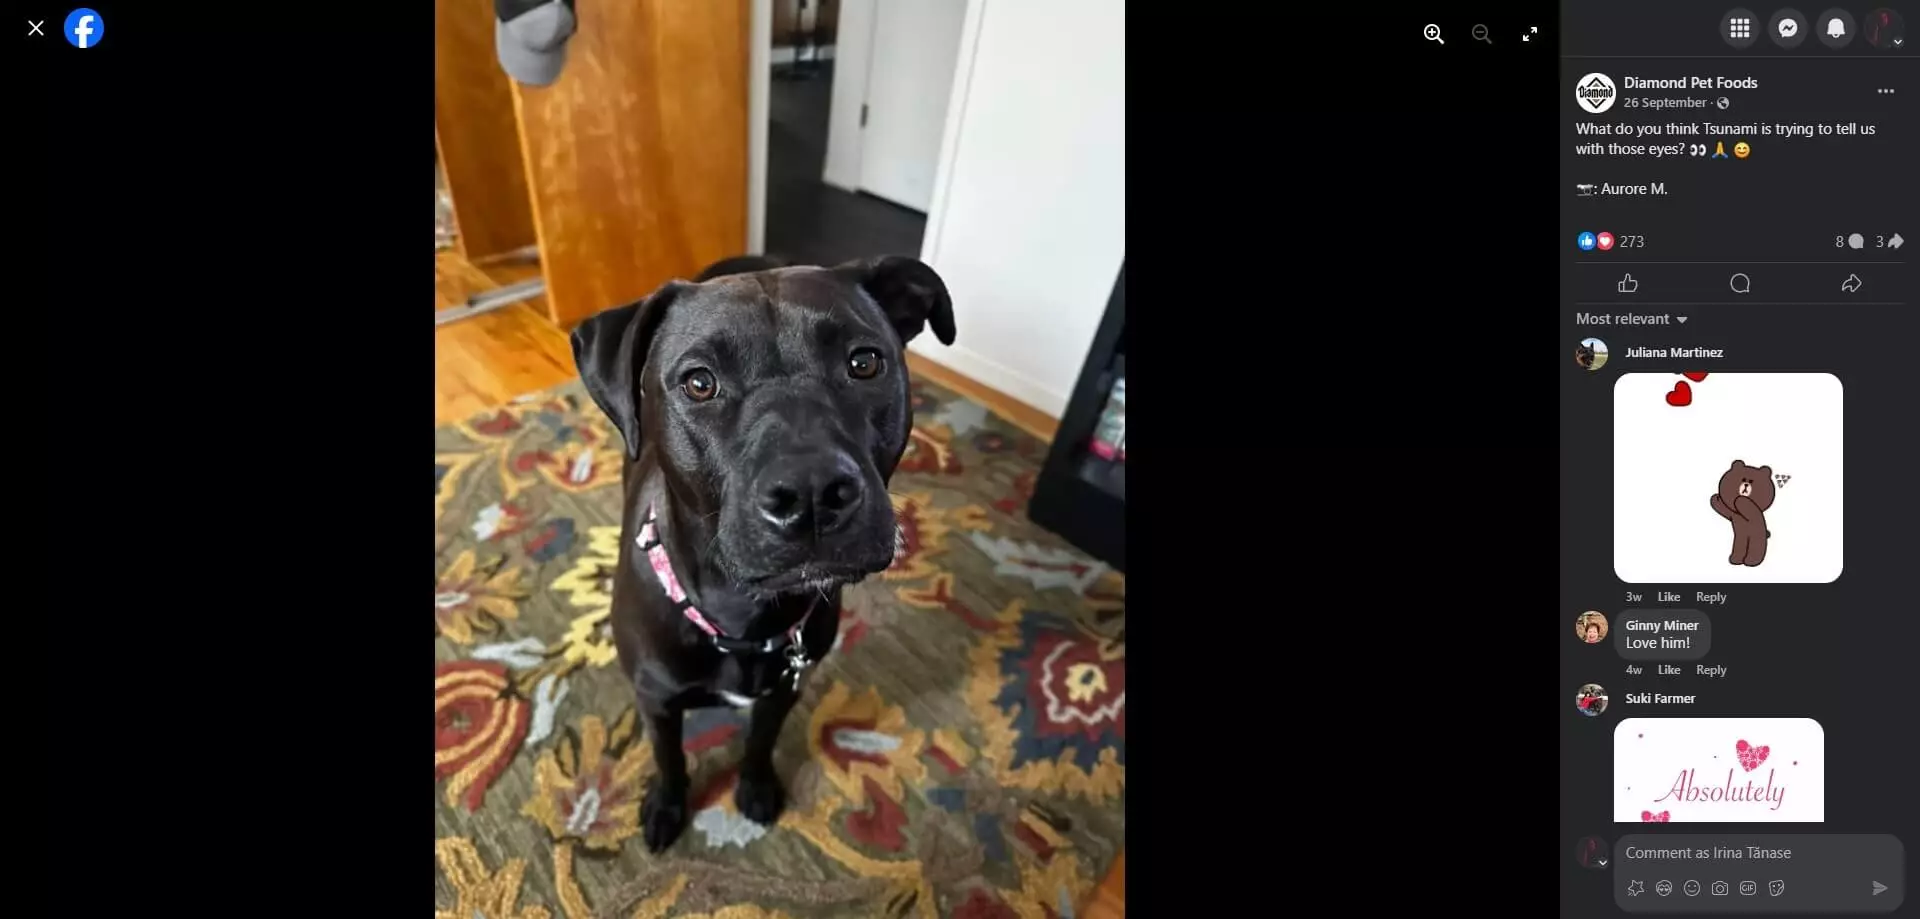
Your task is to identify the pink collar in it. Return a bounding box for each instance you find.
[635,505,814,654]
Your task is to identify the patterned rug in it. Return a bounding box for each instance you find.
[435,377,1126,919]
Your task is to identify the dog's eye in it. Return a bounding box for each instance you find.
[681,369,718,402]
[847,348,884,380]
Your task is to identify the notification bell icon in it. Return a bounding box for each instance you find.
[1827,17,1846,38]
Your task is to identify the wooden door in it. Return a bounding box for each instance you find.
[434,0,537,261]
[513,0,750,328]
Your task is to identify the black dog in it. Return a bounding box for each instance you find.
[570,254,955,852]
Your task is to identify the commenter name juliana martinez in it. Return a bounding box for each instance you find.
[1624,347,1725,358]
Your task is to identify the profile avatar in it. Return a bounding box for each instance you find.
[1576,611,1609,644]
[1575,337,1609,371]
[1576,683,1609,717]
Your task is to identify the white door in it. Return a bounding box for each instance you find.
[856,0,966,212]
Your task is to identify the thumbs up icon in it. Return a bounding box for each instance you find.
[1618,273,1640,294]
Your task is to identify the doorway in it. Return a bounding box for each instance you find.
[755,0,968,265]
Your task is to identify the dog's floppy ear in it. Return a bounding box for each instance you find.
[836,255,956,347]
[569,282,689,459]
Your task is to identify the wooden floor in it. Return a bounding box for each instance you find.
[1084,851,1125,918]
[431,251,1117,914]
[905,354,1058,444]
[434,250,576,426]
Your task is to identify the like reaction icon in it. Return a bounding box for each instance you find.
[1618,273,1640,294]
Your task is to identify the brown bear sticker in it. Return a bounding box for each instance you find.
[1710,460,1775,567]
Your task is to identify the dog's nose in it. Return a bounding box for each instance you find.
[756,454,866,536]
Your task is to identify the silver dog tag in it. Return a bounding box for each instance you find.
[785,642,812,691]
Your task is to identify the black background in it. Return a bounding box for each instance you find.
[1559,2,1916,918]
[21,3,1643,914]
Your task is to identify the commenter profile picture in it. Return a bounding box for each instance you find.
[1575,337,1608,371]
[1576,611,1609,644]
[1576,683,1609,717]
[1576,73,1617,113]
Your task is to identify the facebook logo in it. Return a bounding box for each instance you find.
[65,8,104,49]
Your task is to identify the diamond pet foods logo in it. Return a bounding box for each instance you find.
[1576,73,1617,113]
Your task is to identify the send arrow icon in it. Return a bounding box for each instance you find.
[1873,881,1887,895]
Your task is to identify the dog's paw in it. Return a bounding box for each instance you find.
[641,777,688,853]
[734,768,787,825]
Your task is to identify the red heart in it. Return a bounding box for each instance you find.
[1666,381,1693,407]
[1642,810,1670,822]
[1736,739,1770,772]
[1681,372,1709,382]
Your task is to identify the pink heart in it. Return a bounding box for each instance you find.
[1642,810,1670,822]
[1736,739,1770,772]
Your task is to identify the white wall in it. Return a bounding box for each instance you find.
[913,0,1125,419]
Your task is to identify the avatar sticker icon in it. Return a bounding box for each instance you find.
[1576,73,1618,113]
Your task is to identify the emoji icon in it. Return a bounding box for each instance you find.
[1713,141,1729,159]
[1598,231,1616,250]
[1578,231,1597,251]
[1685,880,1702,897]
[1734,141,1752,159]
